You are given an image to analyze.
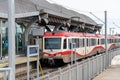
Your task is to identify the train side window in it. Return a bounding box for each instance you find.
[68,39,71,49]
[63,39,67,49]
[88,39,89,46]
[87,39,89,46]
[79,39,83,47]
[75,38,79,48]
[101,39,105,44]
[107,39,109,43]
[91,39,96,46]
[112,39,114,43]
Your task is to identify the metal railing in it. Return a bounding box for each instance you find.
[0,67,11,80]
[34,48,120,80]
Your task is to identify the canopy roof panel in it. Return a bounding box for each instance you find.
[0,0,98,25]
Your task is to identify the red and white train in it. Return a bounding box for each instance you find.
[41,31,120,64]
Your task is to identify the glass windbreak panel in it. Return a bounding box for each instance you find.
[45,38,61,49]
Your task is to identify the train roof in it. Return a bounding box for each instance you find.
[44,31,84,37]
[84,33,97,38]
[96,34,105,38]
[44,31,120,39]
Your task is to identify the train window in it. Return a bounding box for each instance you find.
[91,39,96,46]
[114,39,116,43]
[63,39,67,49]
[101,39,105,44]
[75,38,79,48]
[119,39,120,42]
[44,38,61,49]
[108,39,112,43]
[110,39,112,43]
[108,39,109,43]
[89,39,91,46]
[115,39,116,43]
[68,39,71,49]
[117,39,119,43]
[87,39,89,46]
[71,38,79,48]
[111,39,113,43]
[79,39,83,47]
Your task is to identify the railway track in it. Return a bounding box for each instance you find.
[15,62,68,80]
[0,68,57,80]
[16,68,58,80]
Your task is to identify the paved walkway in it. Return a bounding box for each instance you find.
[93,65,120,80]
[93,55,120,80]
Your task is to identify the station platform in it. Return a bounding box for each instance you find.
[0,55,38,79]
[0,55,37,68]
[93,55,120,80]
[93,65,120,80]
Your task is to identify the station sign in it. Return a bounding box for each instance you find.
[32,28,45,36]
[27,45,40,80]
[27,45,39,57]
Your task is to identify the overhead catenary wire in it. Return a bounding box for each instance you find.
[89,12,105,24]
[113,22,120,28]
[42,0,120,34]
[48,0,120,28]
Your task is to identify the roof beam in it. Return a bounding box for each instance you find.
[0,13,7,18]
[0,11,39,18]
[15,11,39,18]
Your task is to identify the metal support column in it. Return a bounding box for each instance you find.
[105,11,107,54]
[8,0,15,80]
[0,20,2,59]
[104,11,108,69]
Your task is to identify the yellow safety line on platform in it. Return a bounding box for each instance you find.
[0,61,8,68]
[16,57,37,63]
[0,57,37,68]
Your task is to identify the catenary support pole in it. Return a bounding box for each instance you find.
[105,11,107,53]
[105,11,108,69]
[8,0,16,80]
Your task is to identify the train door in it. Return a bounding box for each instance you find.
[85,38,91,55]
[80,38,85,55]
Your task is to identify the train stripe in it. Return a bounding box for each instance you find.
[43,44,115,57]
[43,46,105,57]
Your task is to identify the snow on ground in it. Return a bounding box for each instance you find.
[111,55,120,65]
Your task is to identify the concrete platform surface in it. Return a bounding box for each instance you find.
[93,65,120,80]
[93,55,120,80]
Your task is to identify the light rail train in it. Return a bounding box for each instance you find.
[41,31,120,65]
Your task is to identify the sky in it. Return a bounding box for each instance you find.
[47,0,120,34]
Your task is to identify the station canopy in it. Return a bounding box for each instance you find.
[0,0,102,33]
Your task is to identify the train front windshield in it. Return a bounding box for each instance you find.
[44,38,61,49]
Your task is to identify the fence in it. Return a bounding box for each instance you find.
[0,68,11,80]
[34,48,120,80]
